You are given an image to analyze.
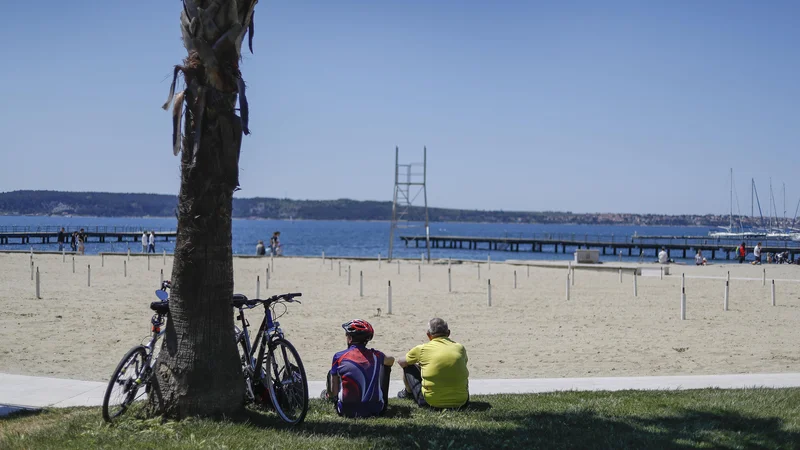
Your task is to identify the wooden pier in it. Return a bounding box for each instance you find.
[0,226,176,245]
[400,234,800,261]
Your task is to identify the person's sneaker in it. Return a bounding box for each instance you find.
[397,389,409,399]
[320,389,328,400]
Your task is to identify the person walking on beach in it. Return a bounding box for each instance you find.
[322,319,395,418]
[397,318,469,409]
[738,242,747,264]
[270,231,281,256]
[70,231,78,252]
[256,240,266,256]
[148,231,156,253]
[57,228,66,252]
[141,231,148,253]
[752,243,762,265]
[77,229,86,255]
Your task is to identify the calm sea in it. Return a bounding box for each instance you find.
[0,215,715,262]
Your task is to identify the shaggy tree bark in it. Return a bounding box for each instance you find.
[149,0,257,419]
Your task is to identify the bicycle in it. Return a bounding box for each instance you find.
[102,281,171,423]
[233,292,309,425]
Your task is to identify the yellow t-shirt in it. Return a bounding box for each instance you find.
[405,337,469,408]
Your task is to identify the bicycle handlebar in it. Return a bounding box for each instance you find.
[232,292,302,308]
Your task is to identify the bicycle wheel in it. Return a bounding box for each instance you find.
[102,346,149,423]
[265,338,308,425]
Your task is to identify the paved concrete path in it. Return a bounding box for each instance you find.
[3,372,800,416]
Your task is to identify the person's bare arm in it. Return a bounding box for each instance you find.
[384,355,395,366]
[397,357,408,368]
[329,374,340,398]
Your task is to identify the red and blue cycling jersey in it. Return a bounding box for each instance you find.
[329,344,386,417]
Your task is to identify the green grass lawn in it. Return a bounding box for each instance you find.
[2,389,800,449]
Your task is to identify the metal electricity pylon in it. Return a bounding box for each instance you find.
[388,146,430,262]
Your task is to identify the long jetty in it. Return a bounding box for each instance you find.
[400,234,800,261]
[0,226,176,245]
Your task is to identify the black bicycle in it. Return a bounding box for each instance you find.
[233,292,309,425]
[102,281,171,423]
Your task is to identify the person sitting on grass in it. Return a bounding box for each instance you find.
[322,319,394,418]
[397,318,469,409]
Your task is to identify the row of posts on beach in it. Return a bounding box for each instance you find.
[30,247,281,300]
[29,249,784,319]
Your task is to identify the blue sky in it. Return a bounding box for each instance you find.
[0,0,798,215]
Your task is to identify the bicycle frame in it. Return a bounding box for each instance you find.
[236,302,283,379]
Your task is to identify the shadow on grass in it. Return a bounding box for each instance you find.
[285,406,800,449]
[0,405,42,421]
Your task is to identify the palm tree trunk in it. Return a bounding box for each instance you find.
[149,0,257,419]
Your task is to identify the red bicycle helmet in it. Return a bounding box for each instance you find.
[342,319,374,342]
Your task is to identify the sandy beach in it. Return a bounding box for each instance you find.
[1,252,799,383]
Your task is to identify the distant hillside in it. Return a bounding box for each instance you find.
[0,190,753,227]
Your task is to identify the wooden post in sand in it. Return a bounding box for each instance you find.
[127,248,130,261]
[322,251,325,265]
[378,253,381,269]
[256,275,260,299]
[387,281,392,315]
[660,266,663,280]
[30,260,34,281]
[477,264,481,280]
[762,268,766,287]
[271,255,274,272]
[359,271,363,297]
[488,254,491,272]
[417,264,421,282]
[160,269,164,285]
[62,249,65,262]
[35,267,40,299]
[514,270,517,289]
[147,255,151,271]
[723,279,729,311]
[421,253,424,265]
[619,269,622,283]
[338,261,342,277]
[680,274,686,320]
[267,266,271,280]
[448,268,452,292]
[72,256,75,274]
[633,270,638,297]
[527,265,530,278]
[487,279,492,306]
[265,268,269,289]
[88,265,91,287]
[397,260,400,274]
[330,259,334,271]
[124,260,127,278]
[566,273,570,300]
[771,279,776,306]
[348,265,351,286]
[101,253,104,267]
[163,250,166,265]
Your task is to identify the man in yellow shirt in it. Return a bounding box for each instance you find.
[397,318,469,409]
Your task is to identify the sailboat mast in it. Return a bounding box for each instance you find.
[751,179,754,219]
[729,168,733,230]
[783,182,786,227]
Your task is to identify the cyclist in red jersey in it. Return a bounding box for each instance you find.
[322,319,395,417]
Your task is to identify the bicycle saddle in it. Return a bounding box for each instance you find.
[231,294,249,308]
[150,301,170,314]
